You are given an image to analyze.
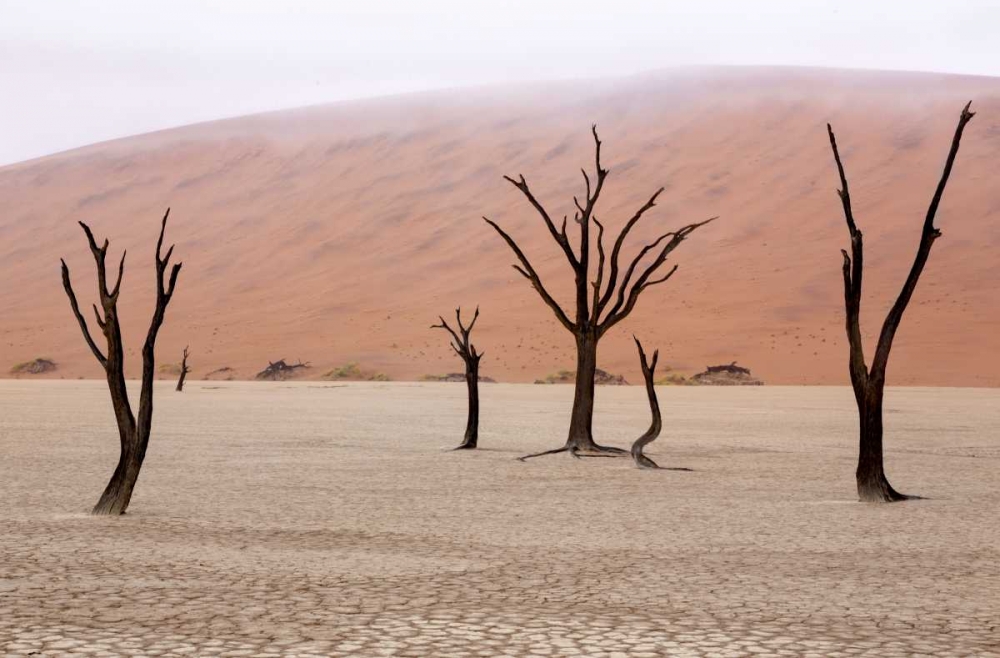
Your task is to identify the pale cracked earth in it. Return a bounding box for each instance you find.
[1,381,999,657]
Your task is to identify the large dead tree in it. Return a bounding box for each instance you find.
[828,102,975,502]
[61,209,182,515]
[432,307,484,450]
[175,346,191,392]
[486,126,715,459]
[631,337,662,469]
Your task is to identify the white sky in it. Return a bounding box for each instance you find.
[2,0,998,165]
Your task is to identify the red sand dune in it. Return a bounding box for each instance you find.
[1,67,998,385]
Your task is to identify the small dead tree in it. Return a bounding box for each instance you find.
[432,306,484,450]
[487,126,715,460]
[828,102,975,502]
[631,337,661,469]
[176,346,191,392]
[255,359,310,381]
[61,209,182,515]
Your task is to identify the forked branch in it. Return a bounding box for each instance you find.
[828,102,975,383]
[486,125,715,337]
[600,217,717,335]
[60,258,108,368]
[431,306,483,362]
[870,102,975,376]
[483,217,574,331]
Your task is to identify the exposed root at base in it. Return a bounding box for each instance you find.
[589,444,628,455]
[857,475,916,502]
[517,443,628,462]
[859,490,918,503]
[517,447,570,461]
[634,453,660,469]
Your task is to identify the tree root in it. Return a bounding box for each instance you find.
[634,453,660,469]
[578,443,627,455]
[517,442,628,461]
[517,447,570,461]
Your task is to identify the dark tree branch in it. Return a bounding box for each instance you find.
[110,251,126,300]
[432,316,465,356]
[642,264,680,290]
[483,217,575,331]
[828,124,869,393]
[870,102,975,378]
[503,174,579,268]
[600,218,716,335]
[591,217,606,314]
[60,259,108,368]
[595,187,665,315]
[432,306,483,363]
[602,231,673,321]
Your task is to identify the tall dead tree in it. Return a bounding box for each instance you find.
[631,337,662,469]
[486,126,715,459]
[432,307,484,450]
[176,346,191,392]
[61,209,182,515]
[828,102,975,502]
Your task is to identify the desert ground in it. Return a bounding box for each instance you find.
[2,67,1000,386]
[1,380,998,656]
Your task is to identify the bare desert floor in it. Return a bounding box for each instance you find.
[1,381,999,657]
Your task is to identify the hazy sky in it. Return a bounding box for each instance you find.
[2,0,998,165]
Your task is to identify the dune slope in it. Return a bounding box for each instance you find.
[1,67,998,384]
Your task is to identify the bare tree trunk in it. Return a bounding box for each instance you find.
[855,386,905,501]
[92,438,145,515]
[458,358,480,449]
[176,346,190,392]
[827,102,975,502]
[631,338,662,469]
[433,307,484,451]
[566,331,600,451]
[61,209,182,515]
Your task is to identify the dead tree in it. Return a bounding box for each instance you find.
[828,102,975,502]
[432,307,484,450]
[631,337,662,469]
[255,359,310,381]
[176,346,191,392]
[61,209,182,515]
[486,126,715,460]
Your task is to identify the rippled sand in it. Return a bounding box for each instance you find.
[2,381,998,656]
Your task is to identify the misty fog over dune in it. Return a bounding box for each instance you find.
[2,67,998,386]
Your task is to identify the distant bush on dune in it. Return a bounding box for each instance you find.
[534,369,628,385]
[204,366,236,381]
[158,363,183,376]
[10,358,57,375]
[324,362,390,382]
[422,373,496,383]
[655,371,689,386]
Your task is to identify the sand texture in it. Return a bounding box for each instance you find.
[1,380,998,656]
[2,67,999,385]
